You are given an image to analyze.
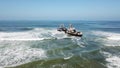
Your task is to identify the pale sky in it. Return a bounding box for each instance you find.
[0,0,120,20]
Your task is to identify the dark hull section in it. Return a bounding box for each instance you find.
[67,32,82,37]
[57,28,67,32]
[57,28,82,37]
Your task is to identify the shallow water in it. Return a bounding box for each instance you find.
[0,21,120,68]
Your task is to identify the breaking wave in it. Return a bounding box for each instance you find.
[0,41,47,68]
[0,28,70,41]
[1,27,120,68]
[91,30,120,41]
[91,30,120,68]
[102,51,120,68]
[0,27,83,67]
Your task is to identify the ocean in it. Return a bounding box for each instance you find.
[0,21,120,68]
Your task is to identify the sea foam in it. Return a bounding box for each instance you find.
[92,31,120,47]
[0,41,47,68]
[102,51,120,68]
[0,28,67,41]
[91,31,120,41]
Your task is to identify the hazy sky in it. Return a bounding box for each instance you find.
[0,0,120,20]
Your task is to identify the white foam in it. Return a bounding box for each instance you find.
[93,30,120,68]
[92,31,120,46]
[102,51,120,68]
[92,31,120,41]
[0,31,43,41]
[0,42,47,67]
[0,28,70,67]
[64,54,73,60]
[106,56,120,68]
[108,36,120,40]
[0,28,68,41]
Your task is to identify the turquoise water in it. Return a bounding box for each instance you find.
[0,21,120,68]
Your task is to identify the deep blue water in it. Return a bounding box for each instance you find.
[0,21,120,68]
[0,21,120,31]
